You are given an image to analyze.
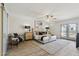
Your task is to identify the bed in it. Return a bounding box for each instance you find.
[34,31,57,44]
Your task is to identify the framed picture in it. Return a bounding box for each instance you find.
[34,20,43,27]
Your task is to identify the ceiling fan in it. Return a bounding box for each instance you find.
[36,9,56,21]
[46,15,56,21]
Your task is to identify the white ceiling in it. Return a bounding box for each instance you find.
[4,3,79,21]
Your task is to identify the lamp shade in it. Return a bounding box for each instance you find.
[45,27,49,29]
[25,26,30,29]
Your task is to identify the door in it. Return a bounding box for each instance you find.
[61,24,77,40]
[0,3,3,56]
[68,24,77,40]
[3,9,8,55]
[61,24,67,39]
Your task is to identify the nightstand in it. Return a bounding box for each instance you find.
[24,32,33,40]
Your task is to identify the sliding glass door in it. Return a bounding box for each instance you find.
[61,24,77,40]
[61,24,67,39]
[68,24,77,40]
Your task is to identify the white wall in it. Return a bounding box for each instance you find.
[53,17,79,39]
[8,15,35,34]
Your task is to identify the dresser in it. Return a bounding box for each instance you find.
[24,32,33,40]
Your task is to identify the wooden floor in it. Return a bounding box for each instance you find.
[6,39,79,56]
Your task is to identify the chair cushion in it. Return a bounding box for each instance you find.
[12,38,19,42]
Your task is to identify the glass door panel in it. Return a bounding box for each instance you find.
[61,24,67,38]
[60,24,77,40]
[68,24,77,40]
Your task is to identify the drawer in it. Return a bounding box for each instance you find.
[24,32,33,40]
[26,37,32,39]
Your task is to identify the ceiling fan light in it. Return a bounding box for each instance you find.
[53,18,56,19]
[51,16,53,17]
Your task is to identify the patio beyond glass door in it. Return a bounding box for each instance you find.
[61,24,77,40]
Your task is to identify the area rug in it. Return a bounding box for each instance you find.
[33,39,71,55]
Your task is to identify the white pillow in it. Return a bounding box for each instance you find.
[43,36,49,41]
[51,36,56,40]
